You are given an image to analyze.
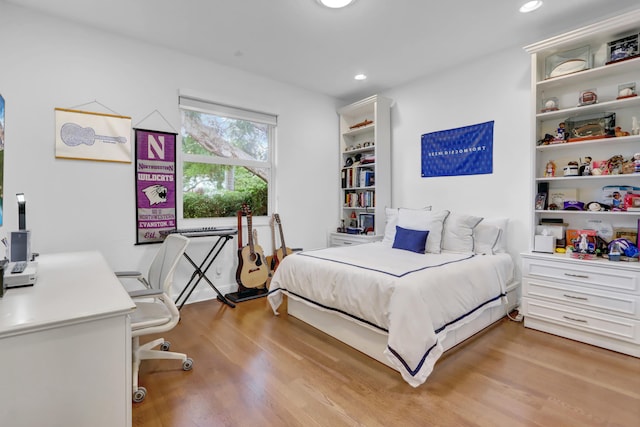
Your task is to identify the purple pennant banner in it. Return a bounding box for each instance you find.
[135,129,177,244]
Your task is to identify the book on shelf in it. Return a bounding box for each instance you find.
[359,191,374,208]
[360,153,375,164]
[343,168,355,188]
[359,169,374,187]
[345,192,358,207]
[366,171,374,186]
[344,191,375,208]
[342,167,374,188]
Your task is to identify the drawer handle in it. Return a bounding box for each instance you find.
[564,273,589,279]
[343,241,352,245]
[563,315,587,323]
[563,294,588,301]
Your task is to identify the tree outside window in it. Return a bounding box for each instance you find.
[179,99,275,218]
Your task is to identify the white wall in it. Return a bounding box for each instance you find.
[383,46,533,265]
[0,3,339,300]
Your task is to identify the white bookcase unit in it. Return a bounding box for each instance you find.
[330,95,391,247]
[522,10,640,357]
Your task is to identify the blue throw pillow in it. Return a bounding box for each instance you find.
[392,226,429,254]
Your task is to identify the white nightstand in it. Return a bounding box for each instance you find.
[329,232,383,247]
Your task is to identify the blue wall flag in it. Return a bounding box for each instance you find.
[421,121,494,178]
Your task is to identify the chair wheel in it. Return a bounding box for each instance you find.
[183,358,193,371]
[133,387,147,403]
[160,341,171,351]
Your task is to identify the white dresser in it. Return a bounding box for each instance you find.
[522,253,640,357]
[0,251,135,427]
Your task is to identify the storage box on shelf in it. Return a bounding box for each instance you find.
[523,9,640,357]
[330,95,391,247]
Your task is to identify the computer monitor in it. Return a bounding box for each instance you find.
[17,193,26,230]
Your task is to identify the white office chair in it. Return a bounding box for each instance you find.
[116,234,193,403]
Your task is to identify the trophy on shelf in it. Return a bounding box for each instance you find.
[545,45,591,79]
[606,33,639,64]
[617,82,637,99]
[349,119,373,130]
[541,97,559,112]
[578,89,598,106]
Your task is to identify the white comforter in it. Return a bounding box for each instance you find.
[268,242,514,387]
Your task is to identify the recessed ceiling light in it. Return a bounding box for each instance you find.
[354,74,367,81]
[519,1,543,13]
[317,0,355,9]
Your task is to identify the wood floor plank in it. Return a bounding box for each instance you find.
[132,296,640,427]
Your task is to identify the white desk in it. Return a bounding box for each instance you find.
[0,251,135,427]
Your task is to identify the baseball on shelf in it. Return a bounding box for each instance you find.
[545,99,556,109]
[619,87,634,97]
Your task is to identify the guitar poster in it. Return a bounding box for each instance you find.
[134,128,177,244]
[421,120,493,177]
[54,108,132,163]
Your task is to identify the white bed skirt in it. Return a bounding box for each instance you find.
[287,281,520,370]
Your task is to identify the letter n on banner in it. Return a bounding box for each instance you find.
[134,128,177,244]
[421,121,493,178]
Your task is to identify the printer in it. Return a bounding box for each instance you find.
[3,262,38,288]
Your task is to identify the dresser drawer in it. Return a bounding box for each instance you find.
[523,277,640,319]
[523,257,640,294]
[329,233,382,247]
[523,298,640,344]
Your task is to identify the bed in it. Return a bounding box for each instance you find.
[268,209,518,387]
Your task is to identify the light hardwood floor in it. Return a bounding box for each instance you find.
[133,296,639,427]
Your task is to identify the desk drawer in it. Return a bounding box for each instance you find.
[523,298,640,343]
[523,277,639,319]
[523,257,640,294]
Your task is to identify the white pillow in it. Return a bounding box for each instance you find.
[382,206,431,246]
[476,217,509,253]
[473,224,502,255]
[397,209,449,253]
[442,212,483,253]
[382,208,400,246]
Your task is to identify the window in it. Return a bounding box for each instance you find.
[179,95,276,218]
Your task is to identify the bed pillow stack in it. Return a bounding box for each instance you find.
[398,209,450,253]
[385,208,449,254]
[384,209,509,255]
[382,206,431,246]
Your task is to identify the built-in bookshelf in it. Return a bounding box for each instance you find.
[522,10,640,357]
[329,95,391,247]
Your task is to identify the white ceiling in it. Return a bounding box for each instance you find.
[6,0,640,101]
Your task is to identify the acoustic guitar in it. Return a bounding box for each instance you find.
[273,213,293,270]
[236,204,269,289]
[267,215,277,274]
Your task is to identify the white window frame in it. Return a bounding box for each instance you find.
[178,93,277,226]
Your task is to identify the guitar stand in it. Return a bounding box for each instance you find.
[175,233,237,309]
[225,285,269,303]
